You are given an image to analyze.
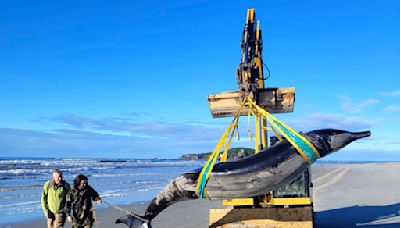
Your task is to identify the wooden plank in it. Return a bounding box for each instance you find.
[209,207,313,228]
[208,87,295,118]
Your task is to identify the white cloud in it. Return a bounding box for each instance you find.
[343,138,400,154]
[286,112,377,132]
[318,135,400,161]
[386,105,400,113]
[338,95,379,113]
[42,114,226,142]
[379,90,400,97]
[4,111,397,161]
[0,127,220,158]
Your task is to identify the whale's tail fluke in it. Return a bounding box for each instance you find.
[116,215,152,228]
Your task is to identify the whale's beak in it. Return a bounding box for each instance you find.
[329,130,371,152]
[351,131,371,140]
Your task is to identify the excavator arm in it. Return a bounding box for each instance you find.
[236,8,265,99]
[208,8,295,118]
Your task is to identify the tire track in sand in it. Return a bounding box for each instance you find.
[313,166,349,210]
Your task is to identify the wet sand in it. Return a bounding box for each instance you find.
[3,162,400,227]
[2,200,224,228]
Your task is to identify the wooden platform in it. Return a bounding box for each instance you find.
[208,87,295,118]
[209,207,313,228]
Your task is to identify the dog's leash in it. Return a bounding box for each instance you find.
[103,200,149,223]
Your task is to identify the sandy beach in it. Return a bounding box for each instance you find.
[3,162,400,228]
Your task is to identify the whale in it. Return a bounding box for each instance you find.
[116,129,371,227]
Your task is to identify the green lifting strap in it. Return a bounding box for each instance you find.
[196,98,321,199]
[248,98,320,163]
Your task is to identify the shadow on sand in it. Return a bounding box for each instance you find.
[315,203,400,227]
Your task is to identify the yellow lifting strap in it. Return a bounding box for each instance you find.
[220,116,239,163]
[195,98,247,198]
[247,97,321,163]
[270,124,284,142]
[246,100,257,142]
[247,102,253,142]
[195,97,321,199]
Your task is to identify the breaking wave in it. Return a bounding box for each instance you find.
[0,157,203,224]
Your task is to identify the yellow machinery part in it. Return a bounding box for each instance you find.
[222,197,311,207]
[222,198,254,206]
[261,197,312,206]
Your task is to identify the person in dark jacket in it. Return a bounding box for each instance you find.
[65,174,102,228]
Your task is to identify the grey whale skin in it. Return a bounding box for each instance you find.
[117,129,371,227]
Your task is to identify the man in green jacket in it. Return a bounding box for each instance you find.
[41,169,71,228]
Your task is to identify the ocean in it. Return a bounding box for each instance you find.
[0,157,204,224]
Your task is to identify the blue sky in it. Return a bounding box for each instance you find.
[0,0,399,160]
